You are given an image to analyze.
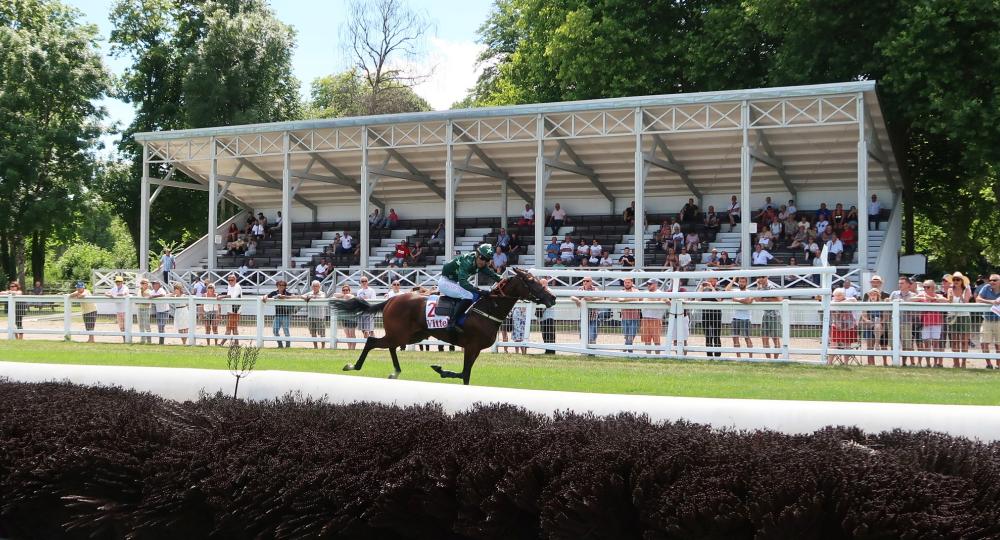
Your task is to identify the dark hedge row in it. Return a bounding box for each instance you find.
[2,381,1000,539]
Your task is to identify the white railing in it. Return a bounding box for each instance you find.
[6,289,997,366]
[325,267,441,292]
[92,268,310,295]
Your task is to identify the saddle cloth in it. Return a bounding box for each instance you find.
[425,295,451,329]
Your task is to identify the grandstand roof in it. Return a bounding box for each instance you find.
[134,80,901,208]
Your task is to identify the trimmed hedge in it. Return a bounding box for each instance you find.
[2,381,1000,539]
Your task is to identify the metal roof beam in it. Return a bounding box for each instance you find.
[451,126,535,206]
[543,119,615,203]
[863,107,899,192]
[170,162,252,211]
[149,177,209,192]
[216,174,275,189]
[646,134,702,203]
[453,164,508,180]
[747,116,797,197]
[236,157,318,212]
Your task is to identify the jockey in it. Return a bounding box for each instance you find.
[438,243,503,331]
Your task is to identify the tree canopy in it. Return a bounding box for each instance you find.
[303,69,431,119]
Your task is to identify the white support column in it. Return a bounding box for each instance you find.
[534,115,546,268]
[500,178,508,230]
[445,123,456,261]
[891,300,902,367]
[740,101,752,269]
[360,128,370,271]
[856,93,869,270]
[780,299,791,361]
[139,144,150,272]
[207,137,218,270]
[634,108,646,270]
[63,294,72,340]
[281,132,292,269]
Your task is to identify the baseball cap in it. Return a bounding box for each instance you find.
[114,275,124,282]
[75,281,85,288]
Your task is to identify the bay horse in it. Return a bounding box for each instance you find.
[330,268,556,385]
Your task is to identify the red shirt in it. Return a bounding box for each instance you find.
[394,243,411,258]
[840,228,856,246]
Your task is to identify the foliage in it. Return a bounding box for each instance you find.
[302,69,430,119]
[50,217,138,283]
[0,0,109,284]
[3,380,1000,538]
[468,0,1000,273]
[108,0,300,255]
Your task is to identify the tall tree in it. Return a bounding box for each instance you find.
[109,0,300,256]
[0,0,109,284]
[303,69,430,119]
[342,0,432,115]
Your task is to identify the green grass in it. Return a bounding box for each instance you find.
[1,340,999,406]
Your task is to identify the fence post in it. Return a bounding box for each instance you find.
[188,296,196,346]
[255,296,265,348]
[124,296,133,344]
[780,299,791,361]
[329,306,338,349]
[524,301,535,352]
[63,295,72,341]
[891,300,901,367]
[668,298,682,357]
[7,295,15,340]
[579,299,589,353]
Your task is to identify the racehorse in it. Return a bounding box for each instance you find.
[330,267,556,385]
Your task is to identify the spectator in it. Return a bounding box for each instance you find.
[518,204,534,226]
[889,277,918,366]
[333,283,358,350]
[639,279,666,353]
[751,244,774,266]
[669,219,683,251]
[828,287,858,364]
[727,195,740,231]
[588,239,602,266]
[256,212,268,231]
[268,211,283,235]
[337,232,354,255]
[69,281,98,343]
[599,250,612,267]
[368,208,385,228]
[946,272,972,368]
[148,281,168,345]
[698,277,723,356]
[575,241,590,265]
[841,277,860,300]
[428,222,444,245]
[1,281,24,339]
[389,241,411,268]
[654,219,671,246]
[866,275,889,299]
[755,276,781,359]
[386,208,399,228]
[846,205,859,228]
[218,273,243,347]
[976,274,1000,369]
[251,219,265,240]
[559,235,576,265]
[356,277,376,339]
[618,278,641,350]
[787,199,797,216]
[663,248,679,271]
[782,207,797,238]
[506,233,521,257]
[571,276,602,344]
[789,225,807,250]
[717,250,734,268]
[226,223,240,243]
[618,247,635,268]
[510,304,527,355]
[156,248,175,286]
[314,258,331,280]
[245,238,257,258]
[703,206,720,231]
[409,241,425,265]
[492,246,508,273]
[816,214,831,236]
[137,278,152,345]
[680,198,700,223]
[263,279,295,348]
[860,287,889,366]
[496,228,511,251]
[757,227,774,249]
[684,231,701,252]
[868,194,882,230]
[105,275,129,342]
[914,279,947,367]
[202,283,221,346]
[705,248,720,267]
[545,236,559,265]
[678,247,693,271]
[760,196,775,212]
[788,256,798,266]
[170,283,191,345]
[816,202,832,223]
[727,277,753,358]
[623,200,636,224]
[827,234,844,263]
[548,203,568,236]
[538,278,556,354]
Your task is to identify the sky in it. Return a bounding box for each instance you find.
[66,0,495,155]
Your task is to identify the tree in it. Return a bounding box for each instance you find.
[109,0,300,257]
[342,0,432,115]
[0,0,109,285]
[303,69,430,119]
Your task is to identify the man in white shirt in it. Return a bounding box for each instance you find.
[337,232,354,255]
[598,251,612,267]
[816,218,830,235]
[314,258,330,280]
[518,204,534,226]
[727,195,740,232]
[220,273,243,346]
[751,244,773,266]
[559,235,576,264]
[678,247,693,270]
[588,239,602,265]
[787,200,797,216]
[827,234,844,263]
[549,203,568,236]
[302,279,328,349]
[868,193,882,230]
[842,277,860,299]
[760,196,774,211]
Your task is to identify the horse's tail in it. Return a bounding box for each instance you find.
[329,298,388,316]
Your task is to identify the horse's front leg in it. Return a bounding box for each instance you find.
[343,335,387,372]
[460,348,482,386]
[387,347,401,379]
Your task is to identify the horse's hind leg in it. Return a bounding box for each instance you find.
[343,335,390,372]
[387,347,401,379]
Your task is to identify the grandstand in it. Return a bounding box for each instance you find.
[131,80,902,292]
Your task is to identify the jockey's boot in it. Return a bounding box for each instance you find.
[447,299,472,333]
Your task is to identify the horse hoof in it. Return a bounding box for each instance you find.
[342,364,355,371]
[387,373,399,380]
[430,365,444,376]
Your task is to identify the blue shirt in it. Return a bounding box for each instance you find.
[978,285,1000,320]
[546,242,559,258]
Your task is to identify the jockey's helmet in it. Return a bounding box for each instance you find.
[476,243,494,260]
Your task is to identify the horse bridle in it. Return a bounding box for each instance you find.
[493,275,546,305]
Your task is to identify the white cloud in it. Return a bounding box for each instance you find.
[408,37,485,110]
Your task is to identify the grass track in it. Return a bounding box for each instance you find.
[1,340,998,405]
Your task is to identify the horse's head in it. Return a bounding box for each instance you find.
[496,267,556,307]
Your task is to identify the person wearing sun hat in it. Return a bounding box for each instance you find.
[105,275,130,341]
[69,281,98,342]
[945,271,973,368]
